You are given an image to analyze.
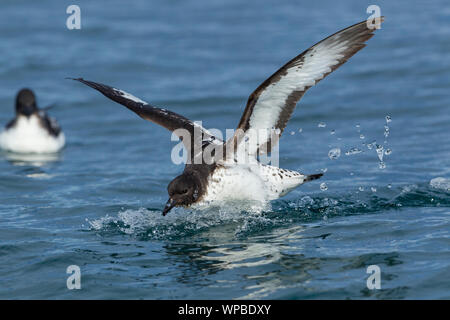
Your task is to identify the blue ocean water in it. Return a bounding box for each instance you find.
[0,0,449,299]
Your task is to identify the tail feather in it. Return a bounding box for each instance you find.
[304,173,323,182]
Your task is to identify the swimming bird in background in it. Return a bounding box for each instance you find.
[0,89,65,153]
[72,18,383,215]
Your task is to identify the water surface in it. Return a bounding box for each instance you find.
[0,0,449,299]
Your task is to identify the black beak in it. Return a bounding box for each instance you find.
[162,198,175,216]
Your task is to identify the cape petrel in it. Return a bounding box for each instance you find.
[72,18,383,215]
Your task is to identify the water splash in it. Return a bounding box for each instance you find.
[87,202,274,240]
[430,177,450,191]
[328,148,341,160]
[86,182,450,241]
[355,116,393,170]
[367,141,376,150]
[345,147,363,156]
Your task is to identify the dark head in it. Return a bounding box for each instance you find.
[16,88,38,117]
[163,173,201,216]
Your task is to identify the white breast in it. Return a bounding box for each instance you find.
[198,162,308,205]
[0,115,65,154]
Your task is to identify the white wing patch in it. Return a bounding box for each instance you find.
[115,88,148,105]
[248,39,349,143]
[230,19,383,158]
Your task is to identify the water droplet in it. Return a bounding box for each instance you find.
[298,128,303,133]
[371,187,377,192]
[384,125,390,138]
[385,115,392,123]
[376,144,384,162]
[367,140,376,150]
[321,168,328,173]
[330,129,335,135]
[320,182,328,191]
[358,186,364,192]
[318,122,326,128]
[328,148,341,160]
[290,131,295,136]
[350,172,354,176]
[345,147,363,156]
[385,148,392,155]
[387,184,392,189]
[360,134,365,139]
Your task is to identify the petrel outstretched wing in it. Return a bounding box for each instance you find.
[71,78,221,164]
[227,18,384,157]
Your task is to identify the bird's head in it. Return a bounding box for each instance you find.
[163,173,200,216]
[16,89,38,118]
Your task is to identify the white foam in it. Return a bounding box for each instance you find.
[430,177,450,191]
[87,203,273,239]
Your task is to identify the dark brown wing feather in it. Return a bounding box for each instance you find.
[71,78,219,163]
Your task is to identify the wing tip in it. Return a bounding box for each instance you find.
[68,77,108,93]
[66,77,84,81]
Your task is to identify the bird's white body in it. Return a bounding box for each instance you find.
[199,161,308,204]
[0,114,65,154]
